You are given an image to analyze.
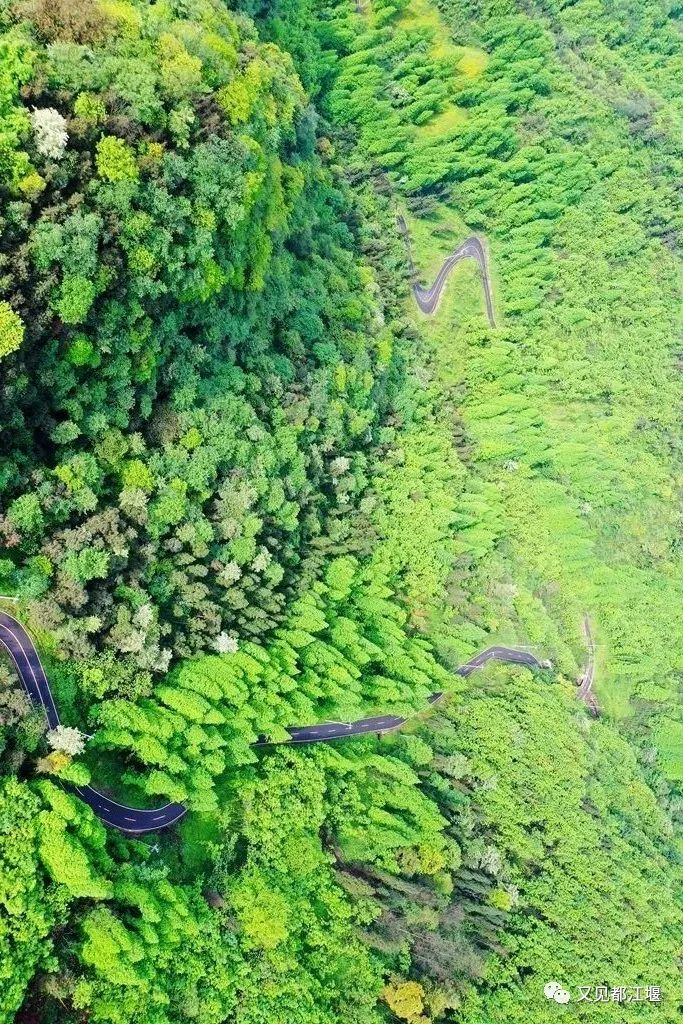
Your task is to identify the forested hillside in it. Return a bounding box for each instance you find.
[0,0,681,1021]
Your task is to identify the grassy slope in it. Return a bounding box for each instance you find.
[357,0,683,757]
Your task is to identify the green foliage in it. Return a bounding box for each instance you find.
[0,0,397,673]
[62,547,110,583]
[0,301,24,357]
[92,555,452,808]
[0,780,61,1020]
[0,30,34,192]
[293,0,683,757]
[55,275,97,324]
[74,877,237,1024]
[0,0,682,1022]
[73,91,106,125]
[95,136,139,183]
[422,677,683,1022]
[382,980,426,1021]
[8,492,43,533]
[0,777,119,1018]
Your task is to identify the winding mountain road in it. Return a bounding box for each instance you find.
[396,215,496,324]
[0,611,185,832]
[258,646,549,745]
[0,226,553,831]
[0,610,547,832]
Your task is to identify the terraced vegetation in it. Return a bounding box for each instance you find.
[0,0,681,1022]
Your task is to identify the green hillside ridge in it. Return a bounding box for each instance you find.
[0,0,680,1022]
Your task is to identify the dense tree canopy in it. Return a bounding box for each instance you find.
[0,0,681,1021]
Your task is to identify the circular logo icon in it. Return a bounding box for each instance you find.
[544,982,571,1003]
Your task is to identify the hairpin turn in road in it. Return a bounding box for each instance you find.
[396,215,496,324]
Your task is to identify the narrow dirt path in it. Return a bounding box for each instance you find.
[578,614,600,716]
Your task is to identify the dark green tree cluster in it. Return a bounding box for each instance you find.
[1,0,682,1021]
[0,0,396,684]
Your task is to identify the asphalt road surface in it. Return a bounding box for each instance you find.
[0,611,547,832]
[396,215,496,324]
[0,611,186,833]
[260,646,547,744]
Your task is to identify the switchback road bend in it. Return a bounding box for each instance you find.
[0,611,547,832]
[396,215,496,325]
